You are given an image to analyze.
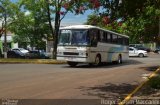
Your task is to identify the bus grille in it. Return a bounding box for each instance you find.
[63,52,79,55]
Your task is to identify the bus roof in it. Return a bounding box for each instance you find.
[60,25,96,29]
[60,25,129,38]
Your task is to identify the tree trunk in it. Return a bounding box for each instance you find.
[53,12,60,59]
[46,0,55,58]
[46,1,54,38]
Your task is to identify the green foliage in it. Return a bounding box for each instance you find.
[7,0,51,49]
[0,0,12,38]
[148,75,160,89]
[125,5,160,43]
[85,13,101,25]
[86,0,160,44]
[124,17,146,43]
[1,0,89,58]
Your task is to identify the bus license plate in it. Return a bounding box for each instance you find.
[66,57,73,60]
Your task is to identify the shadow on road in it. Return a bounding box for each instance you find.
[78,83,138,99]
[139,66,160,72]
[62,59,143,69]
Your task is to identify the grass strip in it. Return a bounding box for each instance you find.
[0,58,66,64]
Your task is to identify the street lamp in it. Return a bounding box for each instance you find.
[0,5,7,58]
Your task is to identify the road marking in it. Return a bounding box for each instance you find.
[118,67,160,105]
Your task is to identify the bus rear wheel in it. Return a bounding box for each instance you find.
[67,61,78,67]
[117,55,122,64]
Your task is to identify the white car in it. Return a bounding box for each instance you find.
[11,48,29,54]
[129,47,148,57]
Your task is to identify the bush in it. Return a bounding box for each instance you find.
[148,75,160,89]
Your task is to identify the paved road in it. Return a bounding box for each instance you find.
[0,54,160,99]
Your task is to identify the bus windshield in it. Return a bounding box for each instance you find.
[58,29,89,46]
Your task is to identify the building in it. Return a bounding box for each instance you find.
[0,32,18,55]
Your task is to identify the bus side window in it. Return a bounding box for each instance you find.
[105,32,108,43]
[107,33,112,43]
[118,36,123,45]
[89,29,98,47]
[122,38,126,45]
[100,31,104,42]
[112,34,117,44]
[124,38,129,45]
[110,34,113,43]
[97,30,100,41]
[106,32,109,43]
[103,32,106,42]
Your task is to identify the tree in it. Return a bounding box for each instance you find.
[85,13,101,25]
[0,18,5,38]
[48,0,89,59]
[0,3,5,38]
[122,1,160,43]
[47,0,104,59]
[86,0,160,44]
[0,0,13,58]
[8,0,51,50]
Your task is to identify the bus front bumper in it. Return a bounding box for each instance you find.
[57,56,90,63]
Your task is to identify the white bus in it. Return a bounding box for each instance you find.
[57,25,129,67]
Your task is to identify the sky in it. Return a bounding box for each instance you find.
[25,10,92,26]
[10,0,93,26]
[61,10,93,26]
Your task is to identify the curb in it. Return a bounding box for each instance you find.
[118,67,160,105]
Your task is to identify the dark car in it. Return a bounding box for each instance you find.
[135,47,151,52]
[154,47,160,54]
[7,50,25,58]
[26,50,49,59]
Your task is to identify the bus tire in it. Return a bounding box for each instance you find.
[117,55,122,64]
[94,55,101,66]
[67,61,78,67]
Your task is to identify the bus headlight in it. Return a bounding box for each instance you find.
[57,51,63,55]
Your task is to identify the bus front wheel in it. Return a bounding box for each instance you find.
[94,55,101,66]
[67,61,78,67]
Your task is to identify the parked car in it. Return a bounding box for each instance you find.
[11,48,29,54]
[25,50,49,59]
[7,50,25,58]
[154,47,160,54]
[129,47,148,57]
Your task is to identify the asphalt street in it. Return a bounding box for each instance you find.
[0,53,160,99]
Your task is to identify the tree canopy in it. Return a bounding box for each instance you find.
[86,0,160,44]
[0,0,160,59]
